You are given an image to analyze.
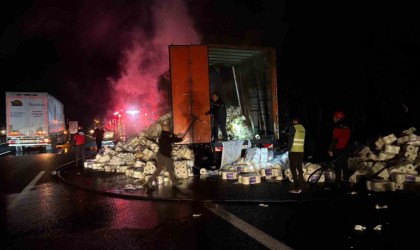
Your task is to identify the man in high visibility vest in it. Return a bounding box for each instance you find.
[288,116,306,194]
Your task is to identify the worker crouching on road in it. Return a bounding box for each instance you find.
[145,122,183,192]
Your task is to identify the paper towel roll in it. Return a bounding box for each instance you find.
[118,165,129,173]
[275,175,283,181]
[366,180,396,192]
[125,167,135,176]
[241,175,261,185]
[200,168,208,175]
[104,165,114,172]
[84,161,93,168]
[395,183,404,190]
[222,171,238,180]
[132,169,144,179]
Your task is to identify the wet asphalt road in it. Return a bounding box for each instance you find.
[1,141,419,250]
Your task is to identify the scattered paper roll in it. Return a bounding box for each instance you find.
[241,174,261,185]
[200,168,208,175]
[222,171,238,180]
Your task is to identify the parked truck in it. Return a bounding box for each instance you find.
[68,120,79,134]
[169,44,279,167]
[5,92,66,152]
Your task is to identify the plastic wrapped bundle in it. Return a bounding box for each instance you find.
[238,173,261,185]
[143,161,156,174]
[117,165,129,173]
[366,180,396,192]
[132,168,144,179]
[222,171,238,180]
[97,154,111,163]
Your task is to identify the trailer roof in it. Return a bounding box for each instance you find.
[208,44,272,66]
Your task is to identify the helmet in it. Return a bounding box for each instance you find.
[333,111,344,119]
[291,114,302,124]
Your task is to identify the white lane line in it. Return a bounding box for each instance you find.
[180,188,291,249]
[202,201,293,250]
[7,171,46,210]
[0,151,12,156]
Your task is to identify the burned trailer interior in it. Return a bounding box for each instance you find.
[208,45,278,140]
[169,44,279,168]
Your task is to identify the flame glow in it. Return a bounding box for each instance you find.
[107,0,201,130]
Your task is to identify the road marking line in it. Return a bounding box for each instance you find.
[7,171,46,209]
[200,201,292,250]
[180,188,291,249]
[202,202,292,250]
[0,151,12,156]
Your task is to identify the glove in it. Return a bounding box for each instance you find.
[328,150,333,157]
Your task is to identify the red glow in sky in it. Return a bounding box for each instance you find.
[108,0,201,127]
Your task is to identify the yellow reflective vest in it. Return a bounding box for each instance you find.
[291,124,305,152]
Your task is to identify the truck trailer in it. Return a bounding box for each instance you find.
[5,92,66,152]
[169,44,279,145]
[169,44,279,167]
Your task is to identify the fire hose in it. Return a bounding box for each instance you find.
[306,149,349,184]
[180,115,198,138]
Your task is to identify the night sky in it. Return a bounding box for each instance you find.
[1,0,419,142]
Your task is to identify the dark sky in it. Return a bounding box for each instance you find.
[1,0,419,137]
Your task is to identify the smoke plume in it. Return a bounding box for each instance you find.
[108,0,201,126]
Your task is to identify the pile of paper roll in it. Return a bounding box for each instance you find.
[218,151,280,184]
[347,127,420,192]
[225,106,253,140]
[82,113,195,185]
[282,163,335,184]
[81,115,419,192]
[215,144,313,184]
[174,160,194,179]
[242,147,274,171]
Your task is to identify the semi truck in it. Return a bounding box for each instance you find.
[5,92,66,152]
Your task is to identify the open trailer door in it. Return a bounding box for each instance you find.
[169,45,211,143]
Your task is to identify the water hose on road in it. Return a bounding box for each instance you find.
[306,149,349,184]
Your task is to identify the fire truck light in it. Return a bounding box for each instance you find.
[126,110,139,115]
